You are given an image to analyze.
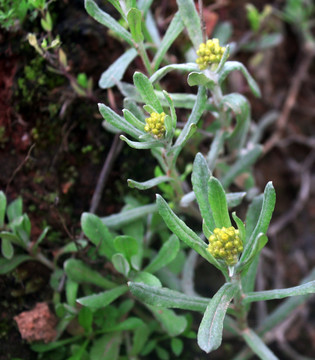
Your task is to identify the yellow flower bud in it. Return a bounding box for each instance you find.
[144,112,166,138]
[207,226,243,266]
[196,38,227,70]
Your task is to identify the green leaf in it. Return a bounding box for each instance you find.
[192,153,215,232]
[81,213,115,259]
[156,195,226,275]
[208,177,231,229]
[153,11,184,70]
[90,333,122,360]
[99,103,143,139]
[99,48,138,89]
[223,93,250,151]
[163,91,177,129]
[33,226,50,251]
[244,280,315,304]
[150,63,199,84]
[65,278,79,307]
[112,253,130,276]
[218,61,261,98]
[31,336,82,353]
[226,192,246,208]
[187,72,216,89]
[64,259,117,289]
[131,323,150,355]
[232,212,246,243]
[171,86,207,165]
[123,108,145,131]
[114,235,139,265]
[221,145,263,188]
[78,307,93,333]
[132,271,162,287]
[127,8,143,43]
[1,237,14,259]
[128,282,209,312]
[0,255,32,274]
[242,328,278,360]
[144,235,180,273]
[0,191,6,227]
[148,306,187,336]
[120,135,163,149]
[238,182,276,267]
[7,197,23,223]
[171,338,183,356]
[176,0,203,48]
[197,282,237,353]
[84,0,133,46]
[104,317,144,332]
[128,176,173,190]
[77,285,128,310]
[133,72,163,113]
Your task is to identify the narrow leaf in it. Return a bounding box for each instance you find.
[133,72,163,113]
[7,197,23,223]
[242,328,279,360]
[208,177,231,229]
[1,237,14,259]
[132,271,162,287]
[144,235,180,273]
[64,259,117,289]
[77,285,128,310]
[127,8,143,43]
[221,145,263,188]
[187,71,216,89]
[0,255,32,274]
[0,191,6,227]
[156,195,225,274]
[128,176,173,190]
[90,333,122,360]
[98,103,143,139]
[150,63,199,84]
[81,212,115,259]
[192,153,215,231]
[244,280,315,304]
[123,108,145,131]
[176,0,203,48]
[197,283,237,353]
[99,48,138,89]
[148,306,187,336]
[101,204,157,229]
[153,11,184,70]
[128,282,210,312]
[120,135,163,149]
[219,61,261,97]
[85,0,133,46]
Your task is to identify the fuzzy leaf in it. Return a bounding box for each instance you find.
[197,283,237,353]
[85,0,133,45]
[176,0,203,48]
[77,285,128,310]
[99,48,138,89]
[127,8,143,43]
[133,72,163,113]
[150,63,199,84]
[242,329,278,360]
[148,306,187,336]
[0,255,32,274]
[208,177,231,229]
[128,282,210,312]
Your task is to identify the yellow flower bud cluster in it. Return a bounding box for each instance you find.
[208,227,243,266]
[144,112,166,138]
[196,38,226,70]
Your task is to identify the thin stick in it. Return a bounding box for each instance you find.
[89,134,123,214]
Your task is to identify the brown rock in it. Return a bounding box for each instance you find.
[14,302,57,343]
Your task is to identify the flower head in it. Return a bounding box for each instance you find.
[144,112,166,138]
[196,38,226,70]
[207,226,243,266]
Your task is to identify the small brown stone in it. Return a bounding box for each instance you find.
[14,302,57,343]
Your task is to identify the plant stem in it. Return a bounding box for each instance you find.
[137,42,153,76]
[231,272,248,331]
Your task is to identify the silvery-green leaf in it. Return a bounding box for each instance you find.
[241,329,278,360]
[99,103,143,139]
[101,203,157,229]
[197,283,237,353]
[120,135,163,149]
[219,61,261,98]
[128,176,173,190]
[187,72,216,89]
[123,109,145,131]
[133,72,163,113]
[112,253,130,276]
[221,145,263,188]
[85,0,133,46]
[127,8,143,43]
[153,11,184,70]
[99,48,138,89]
[176,0,203,49]
[150,63,199,84]
[163,90,177,129]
